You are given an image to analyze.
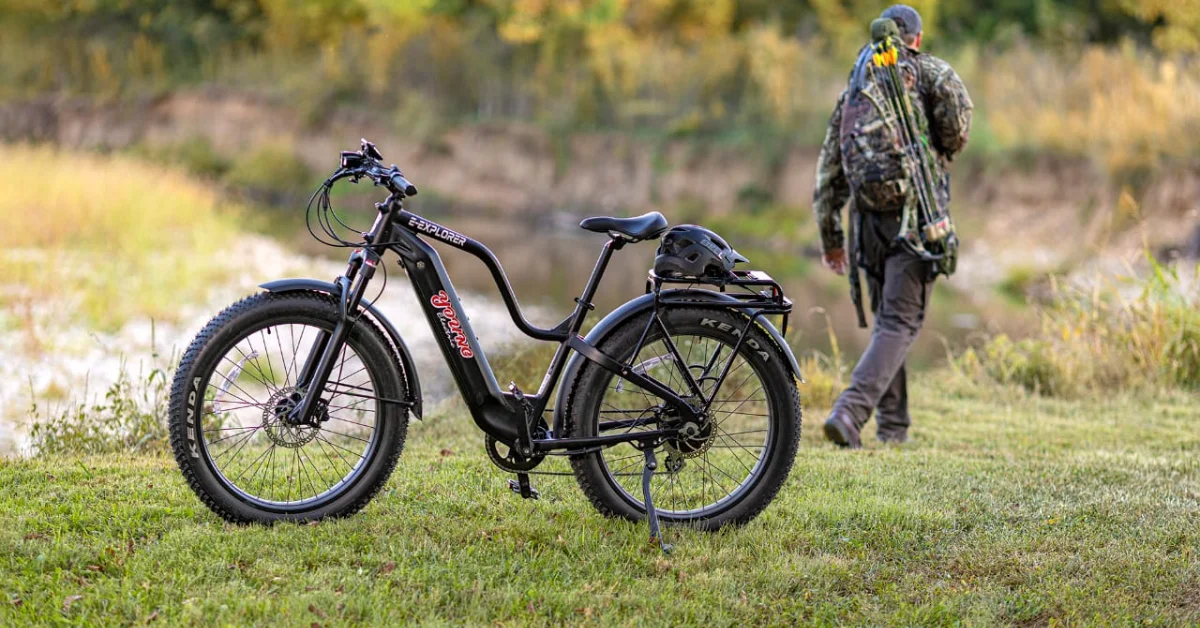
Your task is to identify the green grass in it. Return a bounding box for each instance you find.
[2,382,1198,625]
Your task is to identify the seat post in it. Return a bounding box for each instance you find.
[567,237,621,335]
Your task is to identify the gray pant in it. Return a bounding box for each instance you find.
[833,250,933,438]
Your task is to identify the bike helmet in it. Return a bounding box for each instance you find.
[653,225,748,279]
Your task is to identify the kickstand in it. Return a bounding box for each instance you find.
[507,473,539,500]
[641,446,673,554]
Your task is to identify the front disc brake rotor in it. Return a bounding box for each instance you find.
[263,388,323,448]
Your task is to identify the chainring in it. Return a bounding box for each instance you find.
[484,435,545,472]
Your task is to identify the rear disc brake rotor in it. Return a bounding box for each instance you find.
[670,417,714,459]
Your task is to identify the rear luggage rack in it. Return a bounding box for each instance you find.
[646,269,793,335]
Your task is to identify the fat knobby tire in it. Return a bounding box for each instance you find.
[168,291,408,524]
[564,307,801,530]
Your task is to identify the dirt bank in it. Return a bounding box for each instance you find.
[5,91,1197,227]
[3,90,1198,301]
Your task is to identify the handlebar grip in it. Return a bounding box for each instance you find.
[390,172,418,197]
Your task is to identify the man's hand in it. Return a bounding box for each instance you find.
[823,248,848,275]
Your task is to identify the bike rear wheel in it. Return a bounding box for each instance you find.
[565,307,801,530]
[169,292,408,523]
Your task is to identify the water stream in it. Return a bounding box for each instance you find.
[0,235,553,456]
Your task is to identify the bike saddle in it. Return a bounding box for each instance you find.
[579,212,669,242]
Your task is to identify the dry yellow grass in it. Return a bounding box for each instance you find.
[972,42,1200,175]
[0,145,245,330]
[955,263,1200,396]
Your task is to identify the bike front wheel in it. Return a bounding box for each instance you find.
[168,291,408,523]
[564,307,801,530]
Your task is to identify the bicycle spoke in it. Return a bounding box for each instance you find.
[209,425,261,449]
[256,330,282,393]
[214,427,261,462]
[596,325,777,517]
[719,428,767,440]
[326,402,375,414]
[204,424,259,434]
[275,325,293,387]
[712,430,757,476]
[233,443,275,485]
[320,428,371,444]
[288,324,307,385]
[327,415,378,430]
[229,343,277,395]
[200,320,380,508]
[204,402,263,416]
[704,453,734,494]
[215,354,273,404]
[316,433,368,460]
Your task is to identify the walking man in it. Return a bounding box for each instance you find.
[813,5,973,447]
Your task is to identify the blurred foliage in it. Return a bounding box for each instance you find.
[129,136,232,178]
[955,258,1200,397]
[997,265,1040,304]
[2,1,1199,173]
[223,141,314,203]
[1120,0,1200,53]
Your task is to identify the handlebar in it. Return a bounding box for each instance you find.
[386,169,418,197]
[336,139,418,198]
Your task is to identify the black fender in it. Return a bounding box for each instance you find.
[551,289,801,434]
[260,279,423,420]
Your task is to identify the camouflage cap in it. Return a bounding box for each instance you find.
[881,4,923,37]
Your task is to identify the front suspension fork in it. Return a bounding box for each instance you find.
[290,249,379,424]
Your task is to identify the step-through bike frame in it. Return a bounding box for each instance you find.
[291,188,715,460]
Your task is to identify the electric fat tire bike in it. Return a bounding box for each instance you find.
[168,140,803,549]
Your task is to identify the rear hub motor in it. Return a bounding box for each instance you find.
[670,415,714,458]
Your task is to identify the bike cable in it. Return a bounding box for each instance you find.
[303,177,390,321]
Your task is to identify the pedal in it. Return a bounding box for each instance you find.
[507,474,539,500]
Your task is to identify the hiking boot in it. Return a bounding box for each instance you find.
[876,429,908,444]
[823,412,862,449]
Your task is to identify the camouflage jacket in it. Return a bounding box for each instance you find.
[813,46,973,253]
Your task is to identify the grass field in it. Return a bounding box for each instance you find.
[2,382,1197,626]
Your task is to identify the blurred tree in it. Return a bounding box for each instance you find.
[1121,0,1200,52]
[0,0,1191,158]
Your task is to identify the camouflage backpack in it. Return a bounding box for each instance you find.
[838,42,924,213]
